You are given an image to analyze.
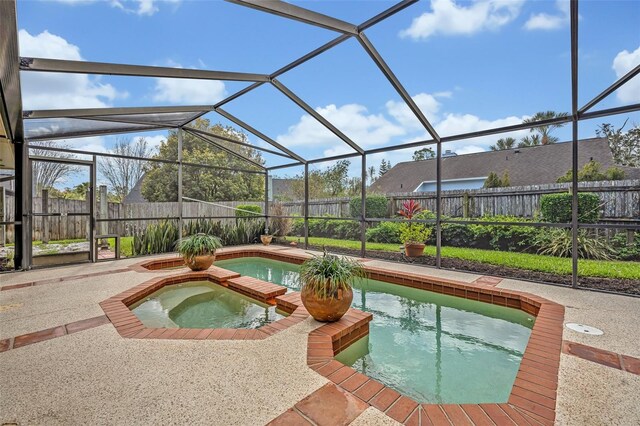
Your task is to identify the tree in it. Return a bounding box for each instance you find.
[289,160,355,199]
[141,118,264,202]
[490,137,516,151]
[483,171,511,188]
[518,134,541,148]
[522,111,569,145]
[556,160,626,183]
[412,147,435,161]
[483,172,502,188]
[367,165,377,185]
[379,159,392,176]
[596,120,640,167]
[501,170,511,187]
[99,137,152,202]
[29,141,80,193]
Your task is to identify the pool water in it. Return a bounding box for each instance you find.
[215,257,535,404]
[130,280,286,329]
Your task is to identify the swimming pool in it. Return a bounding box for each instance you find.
[130,280,286,329]
[215,257,534,404]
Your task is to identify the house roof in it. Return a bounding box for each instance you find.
[370,138,640,193]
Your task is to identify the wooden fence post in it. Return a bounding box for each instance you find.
[42,189,49,244]
[463,192,470,218]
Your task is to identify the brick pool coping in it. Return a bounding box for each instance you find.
[122,247,565,424]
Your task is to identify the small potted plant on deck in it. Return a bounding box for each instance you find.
[299,249,365,322]
[177,233,223,271]
[398,200,432,257]
[260,227,277,246]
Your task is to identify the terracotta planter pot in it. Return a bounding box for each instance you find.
[260,235,273,246]
[184,254,215,271]
[404,243,425,257]
[301,284,353,322]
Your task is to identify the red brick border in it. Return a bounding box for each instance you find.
[0,315,110,352]
[124,247,565,424]
[563,341,640,375]
[99,266,310,340]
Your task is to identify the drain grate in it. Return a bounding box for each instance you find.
[565,323,603,335]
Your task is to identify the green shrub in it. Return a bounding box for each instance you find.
[220,219,263,245]
[540,192,600,223]
[467,216,538,251]
[609,232,640,260]
[290,217,360,240]
[534,228,614,260]
[366,222,403,243]
[350,195,388,218]
[441,223,475,247]
[235,204,262,219]
[131,220,179,256]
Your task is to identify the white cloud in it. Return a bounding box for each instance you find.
[435,112,530,152]
[276,103,405,151]
[152,75,227,104]
[275,91,535,163]
[385,93,442,130]
[612,45,640,104]
[52,0,180,16]
[524,0,569,31]
[400,0,524,40]
[19,30,128,109]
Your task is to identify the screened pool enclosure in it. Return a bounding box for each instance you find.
[0,0,639,295]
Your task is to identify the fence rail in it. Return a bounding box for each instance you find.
[1,179,637,243]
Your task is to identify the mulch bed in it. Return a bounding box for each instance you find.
[277,242,640,296]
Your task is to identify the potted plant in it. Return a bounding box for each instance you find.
[398,200,432,257]
[260,228,277,246]
[299,249,365,322]
[177,233,223,271]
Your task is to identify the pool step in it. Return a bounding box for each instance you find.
[227,276,287,304]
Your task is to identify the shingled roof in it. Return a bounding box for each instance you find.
[370,138,640,194]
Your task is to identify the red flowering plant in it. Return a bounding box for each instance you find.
[397,200,432,245]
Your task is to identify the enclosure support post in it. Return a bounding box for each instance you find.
[360,155,367,258]
[90,155,97,263]
[435,141,442,268]
[15,140,28,270]
[41,189,49,244]
[264,170,270,234]
[570,0,579,289]
[304,163,309,250]
[178,127,184,242]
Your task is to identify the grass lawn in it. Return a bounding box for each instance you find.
[285,236,640,280]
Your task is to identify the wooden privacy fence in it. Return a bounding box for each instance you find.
[279,180,639,220]
[0,179,637,243]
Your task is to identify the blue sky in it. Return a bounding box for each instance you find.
[17,0,640,180]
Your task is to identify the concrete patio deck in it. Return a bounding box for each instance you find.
[1,245,639,425]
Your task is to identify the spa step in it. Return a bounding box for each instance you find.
[227,276,287,303]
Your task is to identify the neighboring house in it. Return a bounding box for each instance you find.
[370,138,640,194]
[123,176,146,204]
[271,178,298,201]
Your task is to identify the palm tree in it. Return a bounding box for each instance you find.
[518,134,541,148]
[490,137,516,151]
[522,111,569,145]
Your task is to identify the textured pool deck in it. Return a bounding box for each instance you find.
[1,245,639,425]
